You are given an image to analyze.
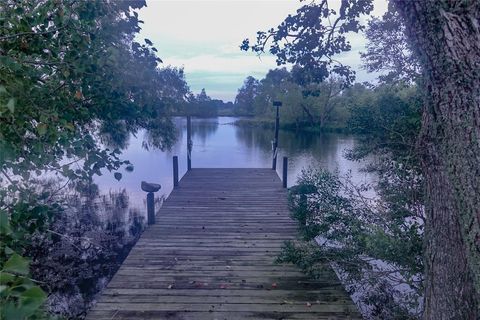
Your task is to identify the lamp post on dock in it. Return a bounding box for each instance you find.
[272,101,282,170]
[187,116,192,171]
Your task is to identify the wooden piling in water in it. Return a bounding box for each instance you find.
[146,192,155,225]
[173,156,179,188]
[282,156,288,188]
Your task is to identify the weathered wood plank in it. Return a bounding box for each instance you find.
[86,169,360,320]
[87,310,357,320]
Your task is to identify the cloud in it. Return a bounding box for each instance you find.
[139,1,300,45]
[164,53,277,74]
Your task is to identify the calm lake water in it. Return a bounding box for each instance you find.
[95,117,373,211]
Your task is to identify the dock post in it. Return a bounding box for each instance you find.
[147,192,155,225]
[173,156,179,188]
[187,116,192,171]
[141,181,160,225]
[282,157,288,188]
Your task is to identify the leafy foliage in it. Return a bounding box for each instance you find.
[1,208,50,320]
[1,270,48,320]
[241,0,374,84]
[1,1,188,186]
[0,0,187,317]
[361,4,420,83]
[285,166,423,319]
[281,85,424,318]
[347,85,422,161]
[0,188,58,319]
[234,76,260,115]
[234,68,358,131]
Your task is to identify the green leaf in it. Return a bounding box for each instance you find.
[0,211,11,234]
[0,272,15,285]
[21,286,46,300]
[65,122,75,131]
[3,253,29,276]
[37,123,47,136]
[2,301,20,320]
[114,172,122,181]
[19,286,47,316]
[6,98,14,113]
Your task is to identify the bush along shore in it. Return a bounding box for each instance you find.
[283,169,423,319]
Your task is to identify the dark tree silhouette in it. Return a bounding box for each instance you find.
[235,76,260,115]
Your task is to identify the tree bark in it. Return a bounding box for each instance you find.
[393,1,480,319]
[301,103,317,126]
[318,79,341,130]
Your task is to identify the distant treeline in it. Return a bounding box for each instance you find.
[177,67,419,135]
[233,67,421,133]
[174,88,234,117]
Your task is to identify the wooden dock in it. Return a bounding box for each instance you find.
[87,168,361,320]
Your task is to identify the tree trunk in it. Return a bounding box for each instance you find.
[393,1,480,319]
[301,104,316,126]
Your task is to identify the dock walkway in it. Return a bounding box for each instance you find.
[87,168,361,320]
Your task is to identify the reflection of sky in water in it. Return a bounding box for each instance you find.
[95,117,373,211]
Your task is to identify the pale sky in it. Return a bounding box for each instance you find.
[138,0,388,102]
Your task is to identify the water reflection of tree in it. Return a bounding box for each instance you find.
[190,119,219,145]
[142,117,177,151]
[99,121,131,150]
[235,126,272,151]
[235,126,345,163]
[169,117,220,146]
